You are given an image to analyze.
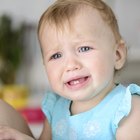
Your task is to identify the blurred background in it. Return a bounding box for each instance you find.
[0,0,140,138]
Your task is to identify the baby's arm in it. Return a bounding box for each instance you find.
[0,99,34,139]
[116,95,140,140]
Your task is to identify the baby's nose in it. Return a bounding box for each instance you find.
[65,56,82,72]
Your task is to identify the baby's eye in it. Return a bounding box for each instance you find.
[50,53,62,60]
[78,46,93,52]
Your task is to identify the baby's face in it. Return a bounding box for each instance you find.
[40,6,119,105]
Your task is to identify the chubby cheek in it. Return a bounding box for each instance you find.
[45,65,62,91]
[88,57,115,84]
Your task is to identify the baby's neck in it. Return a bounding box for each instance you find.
[70,84,116,115]
[70,101,95,115]
[70,95,104,115]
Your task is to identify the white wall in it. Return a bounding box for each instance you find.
[115,0,140,58]
[0,0,54,24]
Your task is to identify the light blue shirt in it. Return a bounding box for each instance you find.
[42,84,140,140]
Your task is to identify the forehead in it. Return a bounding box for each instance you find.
[40,5,107,33]
[40,5,115,48]
[71,6,108,31]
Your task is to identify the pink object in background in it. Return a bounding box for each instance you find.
[19,107,45,124]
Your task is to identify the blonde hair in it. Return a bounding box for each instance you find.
[38,0,122,43]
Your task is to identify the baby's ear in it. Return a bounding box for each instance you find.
[115,39,127,70]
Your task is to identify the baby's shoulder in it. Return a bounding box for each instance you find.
[116,94,140,139]
[131,94,140,118]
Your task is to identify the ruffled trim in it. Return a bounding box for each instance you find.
[42,91,60,124]
[112,84,140,134]
[127,84,140,95]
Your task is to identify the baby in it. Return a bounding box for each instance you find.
[0,0,140,140]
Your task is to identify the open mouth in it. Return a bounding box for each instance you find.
[65,76,91,90]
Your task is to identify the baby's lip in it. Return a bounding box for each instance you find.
[64,75,90,85]
[64,75,91,90]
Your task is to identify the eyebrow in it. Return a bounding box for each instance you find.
[44,47,60,56]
